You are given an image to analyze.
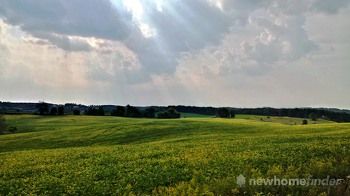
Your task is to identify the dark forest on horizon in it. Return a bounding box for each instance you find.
[1,101,350,122]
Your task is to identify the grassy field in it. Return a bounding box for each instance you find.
[0,115,349,195]
[235,114,333,125]
[180,113,215,118]
[181,113,333,125]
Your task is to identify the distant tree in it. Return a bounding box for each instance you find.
[97,106,105,116]
[168,107,179,116]
[64,103,75,114]
[50,107,58,115]
[0,115,6,133]
[309,113,318,121]
[230,110,236,118]
[85,106,97,116]
[217,108,231,118]
[85,106,105,116]
[111,106,126,117]
[73,109,80,115]
[143,107,156,118]
[85,106,93,115]
[126,105,141,117]
[57,105,65,115]
[36,102,49,115]
[157,107,181,119]
[302,119,308,125]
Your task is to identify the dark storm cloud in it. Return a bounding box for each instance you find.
[0,0,236,75]
[0,0,349,72]
[0,0,134,39]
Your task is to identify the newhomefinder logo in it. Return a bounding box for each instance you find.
[236,174,346,187]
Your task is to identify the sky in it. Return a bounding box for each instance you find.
[0,0,349,108]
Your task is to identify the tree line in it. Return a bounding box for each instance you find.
[2,102,350,122]
[174,106,350,122]
[35,102,181,119]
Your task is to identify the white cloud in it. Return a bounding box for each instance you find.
[0,20,142,104]
[0,0,349,107]
[142,2,350,107]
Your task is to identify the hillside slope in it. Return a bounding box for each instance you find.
[0,115,349,195]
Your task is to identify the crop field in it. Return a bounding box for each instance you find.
[235,115,334,125]
[0,115,350,195]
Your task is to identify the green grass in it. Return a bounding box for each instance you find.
[235,114,334,125]
[180,112,332,125]
[0,115,349,195]
[180,113,214,118]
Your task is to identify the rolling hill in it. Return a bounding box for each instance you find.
[0,115,349,195]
